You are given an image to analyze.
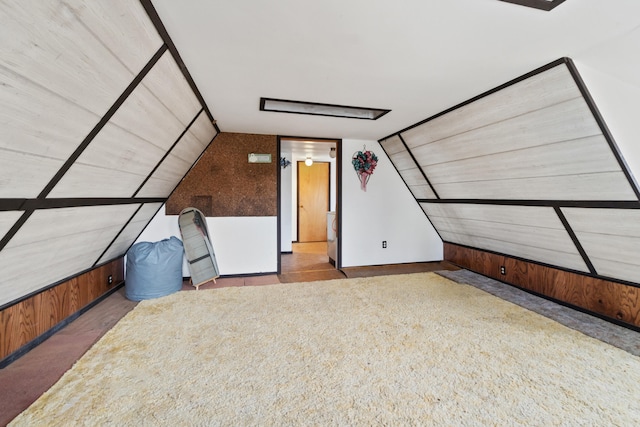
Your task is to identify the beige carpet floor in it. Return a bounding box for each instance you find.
[10,273,640,426]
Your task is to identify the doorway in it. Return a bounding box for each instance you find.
[278,137,341,275]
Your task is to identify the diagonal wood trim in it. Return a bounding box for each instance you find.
[416,199,640,209]
[36,45,168,200]
[554,206,597,275]
[379,58,569,142]
[92,204,144,267]
[563,58,640,200]
[132,108,204,197]
[139,0,220,133]
[397,134,440,199]
[0,211,34,252]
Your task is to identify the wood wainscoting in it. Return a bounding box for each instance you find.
[444,243,640,329]
[0,257,125,365]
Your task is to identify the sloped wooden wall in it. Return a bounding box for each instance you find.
[0,0,218,362]
[380,58,640,328]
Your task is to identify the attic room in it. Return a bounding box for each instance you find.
[1,0,640,424]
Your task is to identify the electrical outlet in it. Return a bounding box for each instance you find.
[107,274,113,285]
[500,266,506,275]
[382,241,387,249]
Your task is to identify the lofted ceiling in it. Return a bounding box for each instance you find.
[150,0,640,141]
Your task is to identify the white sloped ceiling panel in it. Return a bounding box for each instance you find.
[136,112,217,198]
[97,202,164,264]
[562,208,640,284]
[0,0,163,198]
[48,51,201,198]
[0,204,140,307]
[422,203,589,272]
[380,135,436,199]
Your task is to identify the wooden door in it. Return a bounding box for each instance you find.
[298,161,330,242]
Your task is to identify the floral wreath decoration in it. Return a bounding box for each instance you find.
[352,146,378,191]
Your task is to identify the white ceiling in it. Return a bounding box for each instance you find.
[150,0,640,142]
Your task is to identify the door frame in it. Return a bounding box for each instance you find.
[277,136,342,274]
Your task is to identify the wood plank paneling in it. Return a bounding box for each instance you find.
[141,51,201,126]
[1,0,135,116]
[170,112,215,163]
[97,203,163,264]
[562,208,640,284]
[425,136,619,185]
[0,67,100,198]
[0,205,138,307]
[433,172,636,200]
[381,136,437,199]
[380,135,405,155]
[444,243,640,328]
[401,65,580,149]
[0,212,23,239]
[410,98,601,167]
[0,257,124,362]
[423,203,588,272]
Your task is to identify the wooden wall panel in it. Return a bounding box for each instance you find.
[166,133,278,217]
[401,65,580,149]
[444,243,640,328]
[380,136,436,199]
[423,203,588,272]
[562,208,640,284]
[97,203,163,264]
[0,257,124,363]
[0,205,139,307]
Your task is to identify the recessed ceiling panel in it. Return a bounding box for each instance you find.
[0,204,140,307]
[260,98,390,120]
[98,202,164,264]
[422,203,588,272]
[562,208,640,284]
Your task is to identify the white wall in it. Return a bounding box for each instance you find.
[136,205,277,276]
[340,139,443,267]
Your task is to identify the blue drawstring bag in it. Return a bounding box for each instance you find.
[125,236,184,301]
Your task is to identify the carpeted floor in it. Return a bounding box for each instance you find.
[10,273,640,426]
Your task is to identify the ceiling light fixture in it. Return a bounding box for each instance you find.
[260,98,390,120]
[305,157,313,166]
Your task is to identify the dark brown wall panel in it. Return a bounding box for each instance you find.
[444,243,640,328]
[0,258,124,362]
[166,132,277,217]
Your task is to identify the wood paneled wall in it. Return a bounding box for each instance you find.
[0,257,124,364]
[166,132,278,217]
[444,243,640,329]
